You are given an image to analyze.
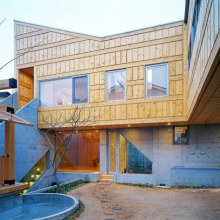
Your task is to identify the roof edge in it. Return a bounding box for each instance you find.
[184,0,190,23]
[14,19,184,40]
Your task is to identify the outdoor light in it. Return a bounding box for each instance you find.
[168,123,171,126]
[37,168,40,172]
[31,175,34,178]
[128,125,131,127]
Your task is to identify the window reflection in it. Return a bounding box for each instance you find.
[107,69,126,101]
[73,76,88,104]
[174,126,189,145]
[119,134,152,174]
[40,75,88,107]
[146,63,168,97]
[40,78,72,107]
[57,131,100,172]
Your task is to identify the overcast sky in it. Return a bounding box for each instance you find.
[0,0,185,80]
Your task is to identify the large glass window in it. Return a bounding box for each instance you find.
[39,75,88,107]
[146,63,168,97]
[119,134,152,174]
[173,126,189,145]
[106,69,126,101]
[40,78,72,107]
[73,76,88,104]
[57,131,100,172]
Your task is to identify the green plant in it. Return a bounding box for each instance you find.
[118,182,154,188]
[45,178,90,194]
[171,185,214,189]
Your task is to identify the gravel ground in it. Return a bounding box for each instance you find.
[68,182,220,220]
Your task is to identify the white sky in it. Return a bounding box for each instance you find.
[0,0,185,80]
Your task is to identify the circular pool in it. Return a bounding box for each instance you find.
[0,193,79,220]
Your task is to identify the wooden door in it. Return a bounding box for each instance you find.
[18,71,33,109]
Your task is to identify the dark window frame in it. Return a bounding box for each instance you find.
[72,75,89,104]
[39,74,89,107]
[188,0,202,67]
[145,62,169,98]
[173,126,189,145]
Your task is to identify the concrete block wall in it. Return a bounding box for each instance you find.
[57,172,100,183]
[100,130,108,174]
[15,99,48,181]
[0,92,18,112]
[119,124,220,186]
[0,97,48,181]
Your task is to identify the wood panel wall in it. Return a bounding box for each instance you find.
[187,0,220,118]
[14,20,187,129]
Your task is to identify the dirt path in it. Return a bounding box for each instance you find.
[68,183,220,220]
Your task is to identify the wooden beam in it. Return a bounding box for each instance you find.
[0,78,17,90]
[4,121,15,185]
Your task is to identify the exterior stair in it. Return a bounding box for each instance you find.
[99,174,114,182]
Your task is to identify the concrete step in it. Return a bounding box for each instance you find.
[99,174,114,182]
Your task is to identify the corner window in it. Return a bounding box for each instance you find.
[72,76,88,104]
[146,63,168,97]
[173,126,189,145]
[106,69,126,101]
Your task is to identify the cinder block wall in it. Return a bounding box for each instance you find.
[0,98,48,181]
[120,124,220,186]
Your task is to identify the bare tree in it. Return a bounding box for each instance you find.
[38,105,103,186]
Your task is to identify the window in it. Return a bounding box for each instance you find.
[57,131,100,172]
[188,0,202,67]
[40,78,72,107]
[106,69,126,101]
[108,131,152,174]
[72,76,88,104]
[39,75,88,107]
[119,134,152,174]
[173,126,189,145]
[146,63,168,97]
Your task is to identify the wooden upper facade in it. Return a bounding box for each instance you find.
[14,20,187,129]
[14,0,220,128]
[186,0,220,124]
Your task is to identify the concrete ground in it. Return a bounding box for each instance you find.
[68,183,220,220]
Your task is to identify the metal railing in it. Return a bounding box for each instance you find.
[0,155,5,186]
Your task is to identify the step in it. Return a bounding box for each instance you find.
[99,174,114,182]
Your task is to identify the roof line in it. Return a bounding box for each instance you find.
[103,20,183,38]
[184,0,190,23]
[14,19,183,40]
[14,20,101,40]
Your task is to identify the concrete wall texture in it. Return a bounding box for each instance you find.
[0,97,48,181]
[120,124,220,186]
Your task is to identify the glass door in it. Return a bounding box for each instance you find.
[107,130,117,174]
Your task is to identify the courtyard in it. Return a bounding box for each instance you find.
[68,183,220,220]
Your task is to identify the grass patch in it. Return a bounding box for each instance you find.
[64,199,85,220]
[118,182,154,188]
[171,185,214,189]
[45,177,90,194]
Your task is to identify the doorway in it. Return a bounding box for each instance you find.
[18,67,34,109]
[107,130,117,174]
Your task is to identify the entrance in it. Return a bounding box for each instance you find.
[107,130,117,174]
[18,67,34,109]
